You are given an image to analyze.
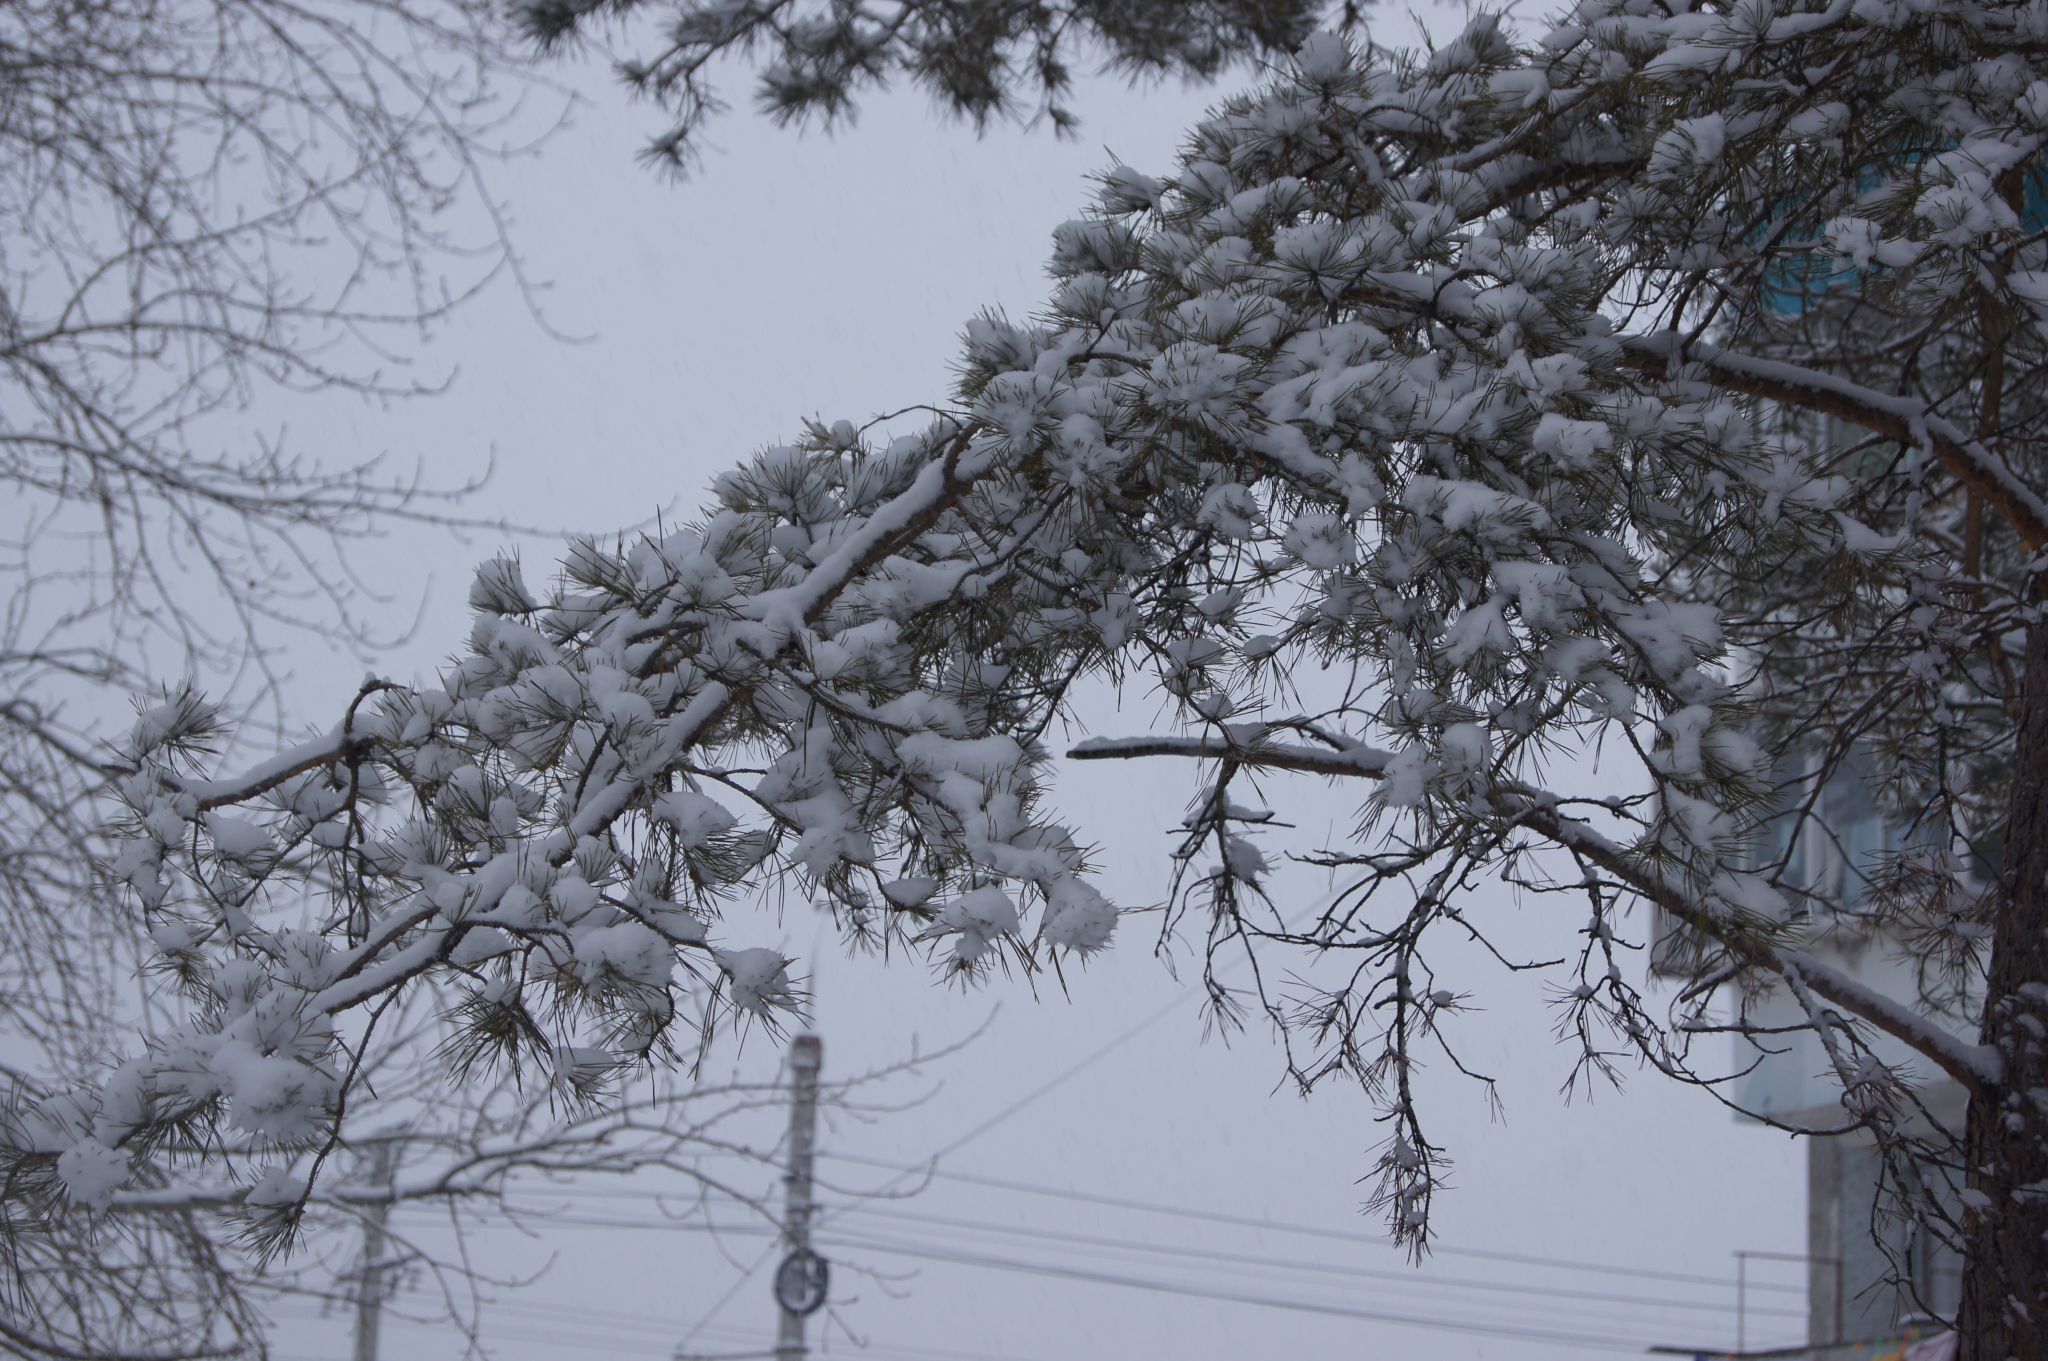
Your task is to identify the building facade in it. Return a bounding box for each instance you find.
[1654,751,1970,1352]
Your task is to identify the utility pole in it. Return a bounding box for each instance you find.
[772,1034,825,1361]
[352,1144,394,1361]
[1736,1251,1746,1355]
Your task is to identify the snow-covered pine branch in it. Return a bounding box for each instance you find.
[18,6,2048,1355]
[6,413,1126,1245]
[514,0,1327,172]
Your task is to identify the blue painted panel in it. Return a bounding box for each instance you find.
[1758,158,2048,316]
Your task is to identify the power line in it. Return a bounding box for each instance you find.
[816,1215,1764,1345]
[827,1200,1806,1320]
[384,1136,1795,1341]
[514,1153,1800,1304]
[814,1148,1805,1297]
[814,1224,1746,1344]
[454,1149,1806,1308]
[411,1204,1773,1340]
[383,1156,1798,1341]
[370,1191,1778,1352]
[812,1228,1675,1356]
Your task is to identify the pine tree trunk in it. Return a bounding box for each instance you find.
[1956,608,2048,1361]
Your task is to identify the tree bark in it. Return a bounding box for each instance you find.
[1957,607,2048,1361]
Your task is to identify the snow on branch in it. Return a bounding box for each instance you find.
[19,0,2045,1276]
[1621,336,2048,552]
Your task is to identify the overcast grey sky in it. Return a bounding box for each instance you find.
[252,18,1810,1361]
